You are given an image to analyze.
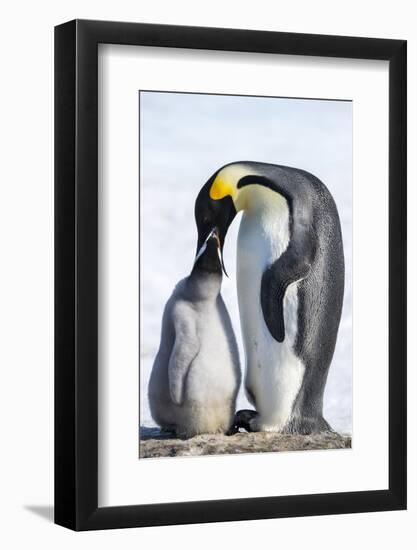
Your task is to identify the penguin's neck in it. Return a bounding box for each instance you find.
[236,185,291,261]
[186,271,222,302]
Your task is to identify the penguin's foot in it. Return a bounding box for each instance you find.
[160,425,177,435]
[225,424,239,436]
[233,409,259,432]
[283,415,333,435]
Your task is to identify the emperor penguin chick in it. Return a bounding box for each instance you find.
[148,228,241,439]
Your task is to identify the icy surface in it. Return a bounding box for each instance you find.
[139,431,352,459]
[140,92,352,434]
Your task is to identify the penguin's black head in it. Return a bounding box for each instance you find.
[194,174,237,276]
[192,227,222,275]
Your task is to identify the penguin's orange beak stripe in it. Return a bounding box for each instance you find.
[209,176,235,201]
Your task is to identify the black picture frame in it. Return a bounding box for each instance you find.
[55,19,407,531]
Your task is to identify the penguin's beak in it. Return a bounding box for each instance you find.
[194,176,237,277]
[214,228,229,277]
[194,227,228,277]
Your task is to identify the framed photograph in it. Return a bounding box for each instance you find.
[55,19,406,530]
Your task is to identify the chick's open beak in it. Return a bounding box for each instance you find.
[194,227,228,277]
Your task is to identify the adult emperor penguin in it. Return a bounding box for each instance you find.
[194,161,344,434]
[148,227,241,438]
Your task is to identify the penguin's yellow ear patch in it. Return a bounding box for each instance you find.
[209,176,235,201]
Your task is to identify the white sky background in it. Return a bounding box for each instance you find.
[140,91,352,434]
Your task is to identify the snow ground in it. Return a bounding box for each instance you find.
[139,92,352,434]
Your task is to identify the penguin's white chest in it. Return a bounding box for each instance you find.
[236,193,305,431]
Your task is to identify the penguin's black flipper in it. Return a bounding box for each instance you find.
[261,248,312,343]
[260,266,287,343]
